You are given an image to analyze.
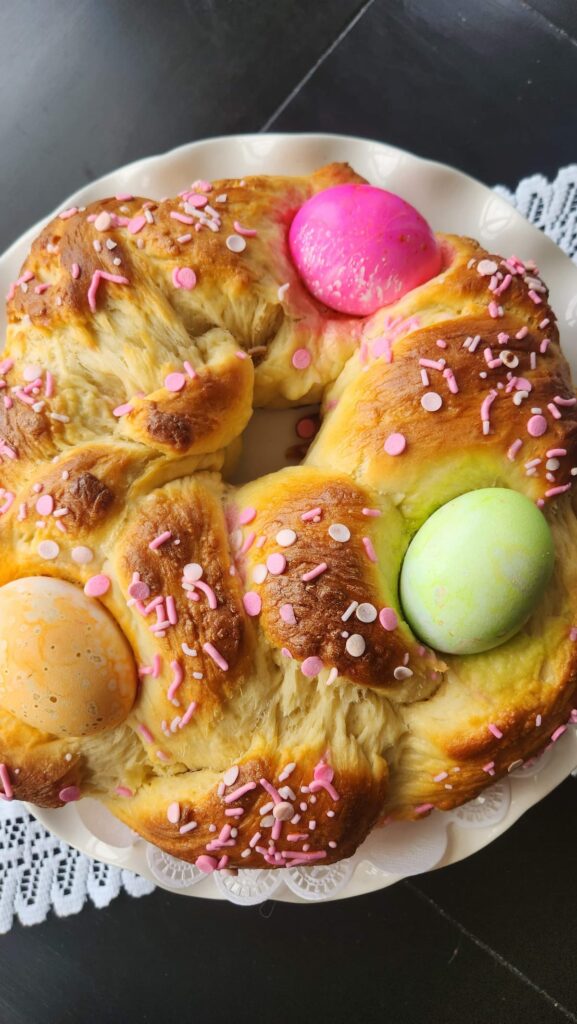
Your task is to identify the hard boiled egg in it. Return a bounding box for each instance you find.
[399,488,555,655]
[0,577,137,736]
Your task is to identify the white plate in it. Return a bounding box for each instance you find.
[2,133,577,904]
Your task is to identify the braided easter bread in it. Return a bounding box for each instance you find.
[0,163,576,874]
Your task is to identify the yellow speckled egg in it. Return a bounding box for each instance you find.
[0,576,137,736]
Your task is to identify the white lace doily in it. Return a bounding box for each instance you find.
[2,163,577,930]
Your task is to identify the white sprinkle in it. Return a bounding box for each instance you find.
[192,671,203,680]
[94,211,112,231]
[513,390,528,406]
[477,259,498,276]
[181,643,197,657]
[223,766,239,787]
[277,282,290,301]
[183,562,203,581]
[260,814,275,828]
[113,257,122,266]
[393,666,414,680]
[38,540,59,560]
[144,208,154,224]
[328,523,350,543]
[345,634,366,657]
[215,194,227,203]
[276,528,297,547]
[92,239,102,253]
[71,546,93,564]
[342,601,358,622]
[421,391,443,413]
[32,401,45,413]
[226,234,246,253]
[106,239,117,250]
[530,352,537,369]
[253,564,267,584]
[356,603,377,623]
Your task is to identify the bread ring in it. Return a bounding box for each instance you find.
[0,163,575,873]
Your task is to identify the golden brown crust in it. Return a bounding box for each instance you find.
[1,164,577,871]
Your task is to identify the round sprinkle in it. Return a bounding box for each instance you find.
[239,506,256,525]
[421,392,443,412]
[296,417,317,439]
[243,591,262,616]
[183,562,203,581]
[84,574,111,598]
[174,266,197,290]
[94,211,112,231]
[379,607,398,631]
[527,414,548,437]
[546,458,560,471]
[394,666,414,680]
[273,801,294,821]
[302,656,324,677]
[38,540,59,560]
[36,494,54,516]
[165,372,186,392]
[477,259,499,276]
[328,523,350,543]
[23,364,43,382]
[71,545,94,565]
[187,193,208,208]
[226,234,246,253]
[500,350,519,369]
[167,801,180,824]
[384,432,407,456]
[345,634,366,657]
[128,580,150,600]
[356,603,377,623]
[223,766,239,787]
[292,348,311,370]
[267,553,286,575]
[59,786,80,803]
[253,564,267,584]
[276,528,297,547]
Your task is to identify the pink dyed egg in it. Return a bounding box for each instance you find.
[289,184,441,315]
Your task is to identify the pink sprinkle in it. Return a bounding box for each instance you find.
[149,530,172,550]
[87,269,129,312]
[165,595,178,625]
[415,803,434,815]
[419,358,444,370]
[59,786,80,802]
[292,348,311,370]
[528,289,542,304]
[183,361,196,378]
[507,439,523,461]
[3,397,12,410]
[172,267,197,291]
[436,339,447,349]
[127,215,147,234]
[238,530,255,556]
[301,656,324,678]
[554,395,577,407]
[203,642,229,671]
[239,506,256,525]
[373,335,393,362]
[480,390,497,423]
[301,507,321,522]
[243,591,262,616]
[59,207,78,220]
[179,701,197,728]
[196,855,218,874]
[164,372,186,392]
[494,274,512,296]
[233,220,257,237]
[362,537,378,563]
[547,448,567,457]
[138,724,154,743]
[84,574,111,598]
[44,371,54,398]
[384,432,406,456]
[551,725,567,743]
[170,211,194,225]
[483,762,496,775]
[539,317,550,328]
[177,233,192,244]
[540,338,550,354]
[569,627,577,642]
[527,414,547,438]
[144,596,164,614]
[115,192,133,201]
[497,332,510,345]
[116,786,133,798]
[433,772,448,783]
[167,660,184,702]
[296,416,317,440]
[280,603,296,625]
[179,821,198,834]
[224,781,257,804]
[488,723,503,739]
[302,562,327,582]
[379,607,398,631]
[128,579,150,601]
[488,301,501,318]
[225,808,244,818]
[545,484,571,498]
[194,580,217,609]
[113,402,134,417]
[36,494,54,516]
[34,283,49,295]
[362,508,381,517]
[547,403,562,420]
[267,552,287,575]
[0,764,13,800]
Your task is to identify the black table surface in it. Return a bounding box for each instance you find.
[2,2,577,1022]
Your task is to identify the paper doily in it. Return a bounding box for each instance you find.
[1,162,577,928]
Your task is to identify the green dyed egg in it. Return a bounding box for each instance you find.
[399,488,554,655]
